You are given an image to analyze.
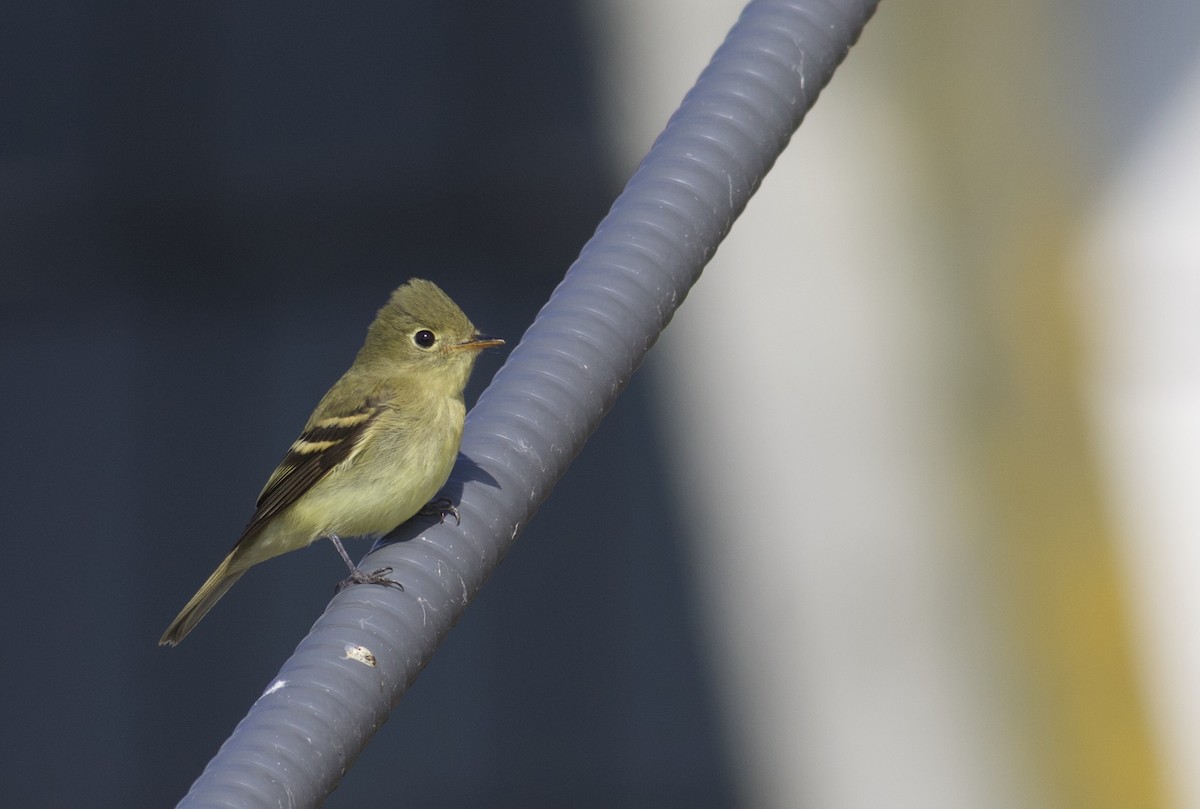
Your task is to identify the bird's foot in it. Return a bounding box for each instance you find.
[335,566,404,594]
[419,496,460,525]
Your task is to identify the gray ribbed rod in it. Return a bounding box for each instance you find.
[176,1,880,805]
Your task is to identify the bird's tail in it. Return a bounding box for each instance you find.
[159,551,246,646]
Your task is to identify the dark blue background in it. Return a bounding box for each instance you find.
[0,3,733,806]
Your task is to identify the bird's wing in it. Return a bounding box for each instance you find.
[235,401,382,544]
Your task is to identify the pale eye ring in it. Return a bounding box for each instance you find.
[413,329,437,349]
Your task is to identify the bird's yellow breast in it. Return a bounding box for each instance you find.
[247,393,465,565]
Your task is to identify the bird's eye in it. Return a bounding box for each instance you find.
[413,329,437,349]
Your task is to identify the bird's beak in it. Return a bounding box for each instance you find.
[451,334,505,352]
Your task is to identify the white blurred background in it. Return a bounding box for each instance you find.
[590,1,1200,807]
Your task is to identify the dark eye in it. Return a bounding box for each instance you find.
[413,329,437,348]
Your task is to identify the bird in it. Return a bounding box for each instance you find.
[160,278,503,645]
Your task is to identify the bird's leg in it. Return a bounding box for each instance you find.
[327,535,404,593]
[418,496,461,525]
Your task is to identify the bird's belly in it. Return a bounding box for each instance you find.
[243,399,464,567]
[297,408,461,541]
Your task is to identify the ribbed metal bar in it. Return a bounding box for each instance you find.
[177,1,880,805]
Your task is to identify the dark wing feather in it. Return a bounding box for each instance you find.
[234,401,381,545]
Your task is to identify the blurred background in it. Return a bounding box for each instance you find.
[2,1,1199,807]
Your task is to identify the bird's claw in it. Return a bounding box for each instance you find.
[335,566,404,594]
[419,497,461,525]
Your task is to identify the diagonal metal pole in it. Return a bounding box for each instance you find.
[176,0,881,805]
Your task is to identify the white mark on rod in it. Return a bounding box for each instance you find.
[343,644,378,667]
